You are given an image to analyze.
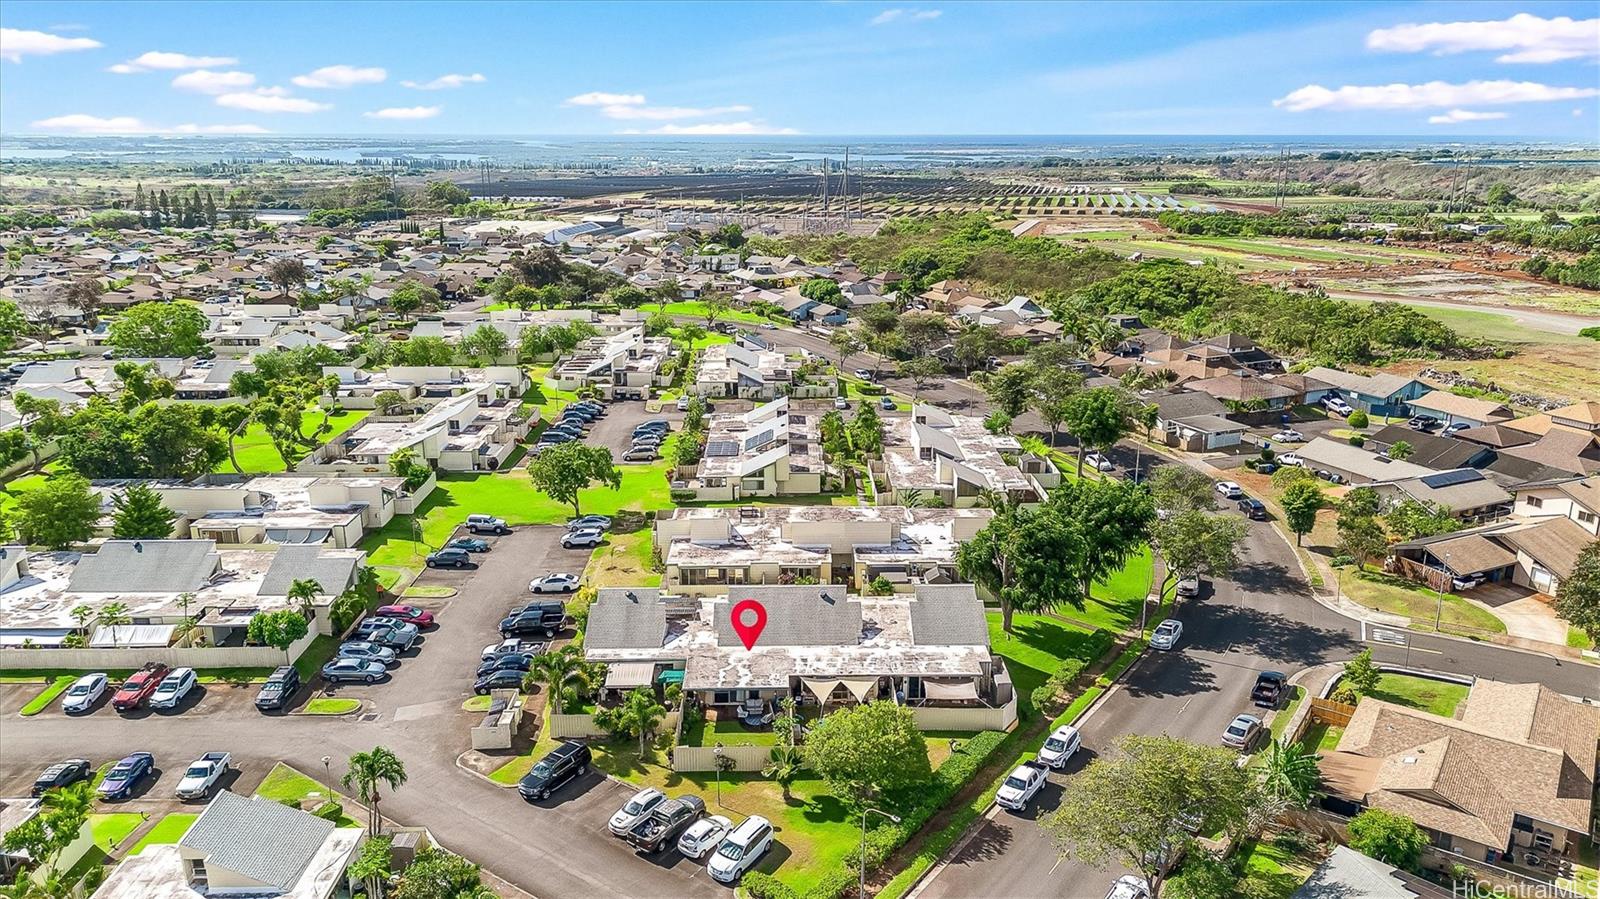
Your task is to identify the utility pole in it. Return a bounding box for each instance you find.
[821,157,830,219]
[842,146,850,227]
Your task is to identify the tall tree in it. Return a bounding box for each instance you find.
[1050,478,1155,605]
[1061,387,1129,478]
[1258,737,1322,808]
[106,301,208,357]
[1347,809,1429,871]
[59,276,106,326]
[459,324,509,364]
[287,578,324,619]
[1,781,93,878]
[1554,541,1600,643]
[1279,480,1325,546]
[388,282,439,320]
[16,473,100,549]
[523,644,591,715]
[984,363,1036,419]
[956,502,1087,633]
[801,700,930,804]
[1152,510,1247,591]
[342,746,408,836]
[700,292,733,328]
[525,442,621,517]
[110,483,177,540]
[96,602,132,648]
[266,257,310,297]
[247,609,309,664]
[594,686,668,756]
[1042,735,1254,898]
[1149,464,1219,516]
[829,328,864,370]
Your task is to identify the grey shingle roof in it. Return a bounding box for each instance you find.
[257,545,358,597]
[180,791,335,892]
[67,540,219,593]
[908,585,986,646]
[585,588,667,650]
[715,586,861,647]
[1152,390,1227,421]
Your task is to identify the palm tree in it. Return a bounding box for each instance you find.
[341,747,408,836]
[287,578,323,620]
[173,617,203,648]
[1259,737,1322,808]
[353,565,381,600]
[526,645,586,715]
[69,604,93,637]
[607,687,667,755]
[94,602,131,648]
[897,489,931,508]
[762,745,804,802]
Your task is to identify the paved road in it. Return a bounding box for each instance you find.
[0,527,722,899]
[912,504,1596,899]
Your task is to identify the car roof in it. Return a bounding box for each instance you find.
[1050,724,1079,739]
[727,815,770,840]
[1156,619,1180,628]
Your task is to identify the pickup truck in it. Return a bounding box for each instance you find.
[175,751,232,800]
[1251,671,1288,709]
[626,795,706,854]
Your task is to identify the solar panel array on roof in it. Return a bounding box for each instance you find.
[706,440,739,457]
[743,429,775,451]
[1420,469,1483,489]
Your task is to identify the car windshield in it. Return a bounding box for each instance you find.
[1227,724,1247,737]
[623,798,649,814]
[261,682,284,694]
[530,760,554,778]
[67,683,92,695]
[1003,775,1029,790]
[184,765,209,778]
[1157,624,1176,635]
[716,840,745,861]
[1044,738,1066,751]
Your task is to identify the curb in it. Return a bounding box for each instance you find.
[290,697,367,718]
[454,749,520,789]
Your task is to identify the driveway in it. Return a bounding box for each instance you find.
[1461,585,1569,644]
[0,525,724,899]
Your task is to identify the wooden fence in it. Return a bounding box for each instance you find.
[547,710,678,740]
[0,626,319,671]
[909,694,1018,732]
[672,743,772,773]
[1309,697,1357,727]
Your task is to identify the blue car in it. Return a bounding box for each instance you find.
[98,752,155,800]
[321,657,388,684]
[337,641,398,667]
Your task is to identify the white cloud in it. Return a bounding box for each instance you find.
[633,121,802,135]
[401,72,486,90]
[171,123,270,134]
[565,91,647,107]
[106,50,238,73]
[1426,109,1509,125]
[1575,108,1586,117]
[1,27,102,63]
[291,64,386,89]
[363,105,442,120]
[601,103,752,121]
[215,89,331,113]
[1274,79,1599,111]
[29,114,267,135]
[1367,13,1599,64]
[870,8,942,25]
[171,69,256,95]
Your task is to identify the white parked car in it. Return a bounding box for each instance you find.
[707,815,774,883]
[676,396,691,411]
[1222,713,1263,750]
[1321,396,1354,416]
[1106,875,1152,899]
[481,637,542,661]
[676,814,733,860]
[1280,453,1304,467]
[608,788,666,836]
[1085,452,1114,472]
[1214,481,1242,499]
[561,528,605,549]
[833,396,849,410]
[1176,575,1203,598]
[61,673,108,714]
[994,762,1048,812]
[149,667,197,709]
[1150,619,1184,650]
[1037,725,1082,769]
[1270,429,1303,443]
[529,573,580,594]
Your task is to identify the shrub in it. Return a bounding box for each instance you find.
[1347,410,1369,429]
[1330,554,1355,567]
[803,867,858,899]
[1348,434,1366,447]
[312,800,344,822]
[741,872,799,899]
[669,489,698,503]
[857,384,887,396]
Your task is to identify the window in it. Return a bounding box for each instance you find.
[1525,496,1543,508]
[187,860,209,888]
[1578,510,1597,525]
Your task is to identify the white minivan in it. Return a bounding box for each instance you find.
[707,815,774,884]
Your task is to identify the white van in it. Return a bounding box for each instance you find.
[706,815,773,884]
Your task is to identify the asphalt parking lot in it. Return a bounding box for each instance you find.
[542,397,681,463]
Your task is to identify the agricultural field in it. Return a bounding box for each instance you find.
[1328,272,1600,317]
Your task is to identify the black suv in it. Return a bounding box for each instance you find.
[519,741,592,801]
[500,601,566,638]
[255,665,301,711]
[1237,497,1267,520]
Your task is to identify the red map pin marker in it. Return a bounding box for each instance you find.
[730,599,767,650]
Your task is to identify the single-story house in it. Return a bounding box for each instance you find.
[1407,390,1514,428]
[1294,437,1433,484]
[1304,368,1428,417]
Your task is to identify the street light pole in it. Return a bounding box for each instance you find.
[860,807,901,899]
[713,743,725,808]
[320,755,332,802]
[1434,552,1450,632]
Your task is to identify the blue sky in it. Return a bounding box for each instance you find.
[2,1,1597,137]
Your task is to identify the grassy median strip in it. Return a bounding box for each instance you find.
[302,698,361,715]
[129,813,198,853]
[19,675,75,716]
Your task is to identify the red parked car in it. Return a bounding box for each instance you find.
[111,662,170,712]
[375,604,435,628]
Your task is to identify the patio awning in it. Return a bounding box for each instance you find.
[840,677,880,702]
[604,662,656,690]
[802,678,843,704]
[90,624,175,649]
[657,669,685,685]
[923,679,979,701]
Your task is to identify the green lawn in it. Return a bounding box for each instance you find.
[1337,568,1506,636]
[88,813,145,850]
[218,408,371,474]
[986,611,1112,720]
[1298,722,1346,753]
[583,527,661,588]
[1268,685,1306,742]
[0,461,65,514]
[1235,838,1317,899]
[359,444,677,571]
[254,763,361,828]
[681,714,781,747]
[1367,673,1469,718]
[19,675,75,716]
[302,697,361,715]
[1570,625,1594,650]
[1071,546,1154,632]
[129,814,197,853]
[658,301,772,324]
